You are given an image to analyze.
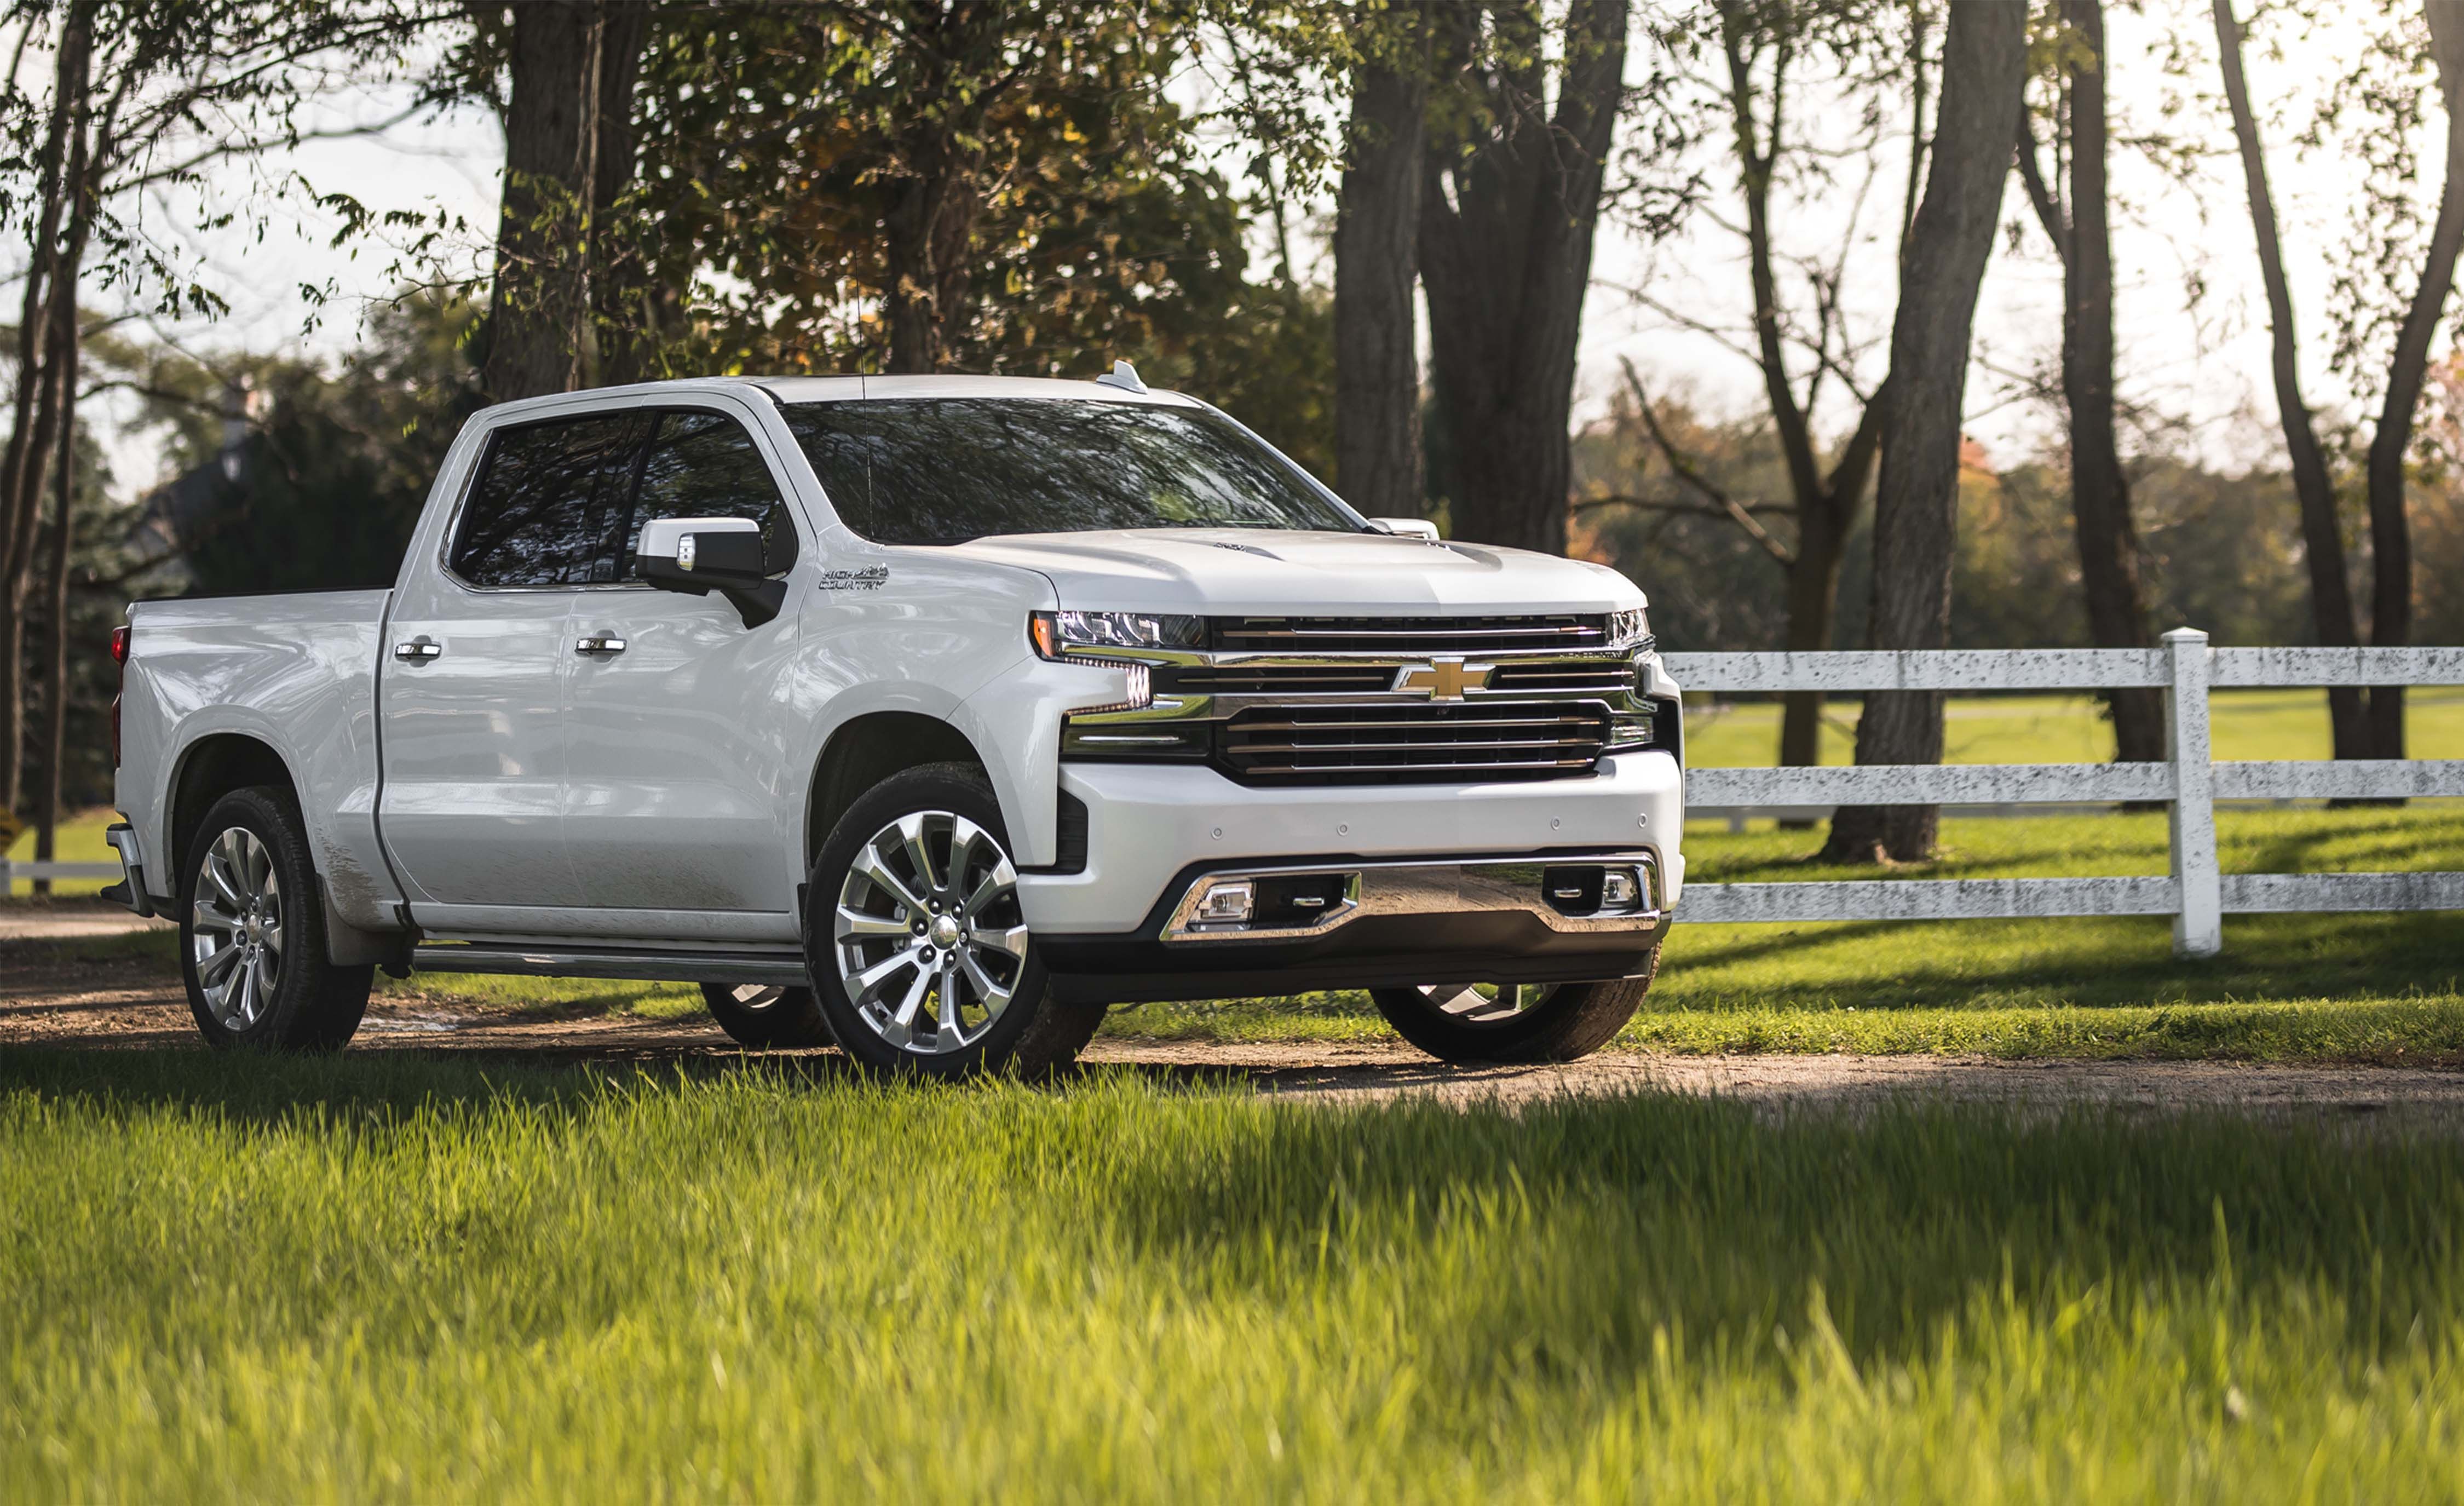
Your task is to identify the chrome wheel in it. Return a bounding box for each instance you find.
[1401,982,1562,1027]
[832,809,1028,1055]
[189,825,284,1031]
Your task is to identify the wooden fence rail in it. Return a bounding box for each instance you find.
[1658,629,2464,956]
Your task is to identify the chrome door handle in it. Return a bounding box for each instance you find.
[575,636,627,655]
[393,640,441,660]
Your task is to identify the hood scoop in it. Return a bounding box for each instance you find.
[1205,540,1281,560]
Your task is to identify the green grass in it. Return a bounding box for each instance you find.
[3,805,117,897]
[5,1052,2464,1499]
[1683,685,2464,768]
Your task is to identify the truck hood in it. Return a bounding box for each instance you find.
[941,528,1643,615]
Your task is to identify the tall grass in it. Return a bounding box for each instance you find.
[3,1050,2462,1499]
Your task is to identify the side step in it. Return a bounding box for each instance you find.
[410,942,810,988]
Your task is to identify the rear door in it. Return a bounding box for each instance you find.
[379,411,649,923]
[560,405,808,938]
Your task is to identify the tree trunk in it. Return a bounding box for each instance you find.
[1822,0,2027,864]
[1777,501,1852,770]
[881,165,980,375]
[2212,0,2369,758]
[589,0,655,386]
[485,0,605,403]
[1333,9,1429,518]
[2058,0,2163,764]
[2359,0,2464,761]
[1419,0,1627,555]
[33,329,77,893]
[0,12,89,818]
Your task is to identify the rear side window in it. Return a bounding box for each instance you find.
[451,415,646,587]
[452,407,795,587]
[608,410,793,580]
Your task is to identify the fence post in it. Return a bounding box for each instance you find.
[2164,627,2221,957]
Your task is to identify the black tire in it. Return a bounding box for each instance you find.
[1369,946,1659,1065]
[699,981,836,1050]
[176,786,375,1051]
[803,762,1100,1079]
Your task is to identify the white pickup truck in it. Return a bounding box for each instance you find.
[103,371,1685,1076]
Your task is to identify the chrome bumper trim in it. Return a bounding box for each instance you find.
[1161,850,1665,944]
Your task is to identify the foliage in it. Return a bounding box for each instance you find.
[139,292,485,596]
[612,4,1250,376]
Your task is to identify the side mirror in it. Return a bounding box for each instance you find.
[636,516,787,628]
[1366,516,1441,542]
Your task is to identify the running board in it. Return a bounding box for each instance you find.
[410,943,811,987]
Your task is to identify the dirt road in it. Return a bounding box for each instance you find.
[7,901,2462,1122]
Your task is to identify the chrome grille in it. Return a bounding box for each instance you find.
[1209,614,1610,654]
[1156,663,1394,697]
[1487,658,1636,695]
[1219,701,1613,783]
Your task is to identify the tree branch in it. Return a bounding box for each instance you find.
[1619,355,1795,566]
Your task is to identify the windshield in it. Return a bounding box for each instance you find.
[780,398,1360,545]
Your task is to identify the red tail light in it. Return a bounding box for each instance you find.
[110,625,128,766]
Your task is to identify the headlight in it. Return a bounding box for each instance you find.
[1030,610,1204,660]
[1604,607,1651,653]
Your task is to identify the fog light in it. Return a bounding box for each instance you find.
[1602,869,1639,907]
[1197,881,1255,924]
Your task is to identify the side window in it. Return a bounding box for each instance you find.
[451,415,647,587]
[610,410,795,581]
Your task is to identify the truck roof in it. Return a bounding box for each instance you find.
[470,372,1202,425]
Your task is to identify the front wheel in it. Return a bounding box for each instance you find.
[1369,949,1658,1065]
[803,762,1100,1078]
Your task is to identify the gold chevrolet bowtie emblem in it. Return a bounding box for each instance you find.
[1394,657,1489,700]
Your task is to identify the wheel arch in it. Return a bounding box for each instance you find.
[804,711,990,871]
[166,732,298,881]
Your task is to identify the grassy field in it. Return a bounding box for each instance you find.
[4,1050,2464,1500]
[1682,685,2464,768]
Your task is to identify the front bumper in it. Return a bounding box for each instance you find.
[1038,849,1668,1007]
[1015,748,1684,935]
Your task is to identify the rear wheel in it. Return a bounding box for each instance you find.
[1368,949,1657,1065]
[178,787,373,1051]
[804,762,1099,1078]
[699,982,834,1050]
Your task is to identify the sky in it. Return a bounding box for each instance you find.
[94,1,2445,499]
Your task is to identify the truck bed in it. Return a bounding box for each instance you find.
[116,589,404,930]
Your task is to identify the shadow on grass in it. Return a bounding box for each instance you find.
[1660,910,2464,1015]
[10,1040,2464,1392]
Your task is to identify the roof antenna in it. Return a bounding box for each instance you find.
[1095,359,1148,394]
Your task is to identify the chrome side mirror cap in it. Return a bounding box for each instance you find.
[636,516,785,628]
[1366,516,1441,542]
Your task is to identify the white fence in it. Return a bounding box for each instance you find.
[1661,629,2464,957]
[0,859,118,894]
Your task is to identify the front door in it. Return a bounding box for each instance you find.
[560,405,807,939]
[378,411,646,923]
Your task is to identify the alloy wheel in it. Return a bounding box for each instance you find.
[832,810,1028,1055]
[189,825,284,1031]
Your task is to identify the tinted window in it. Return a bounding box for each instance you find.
[609,410,792,580]
[451,415,645,587]
[780,399,1357,545]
